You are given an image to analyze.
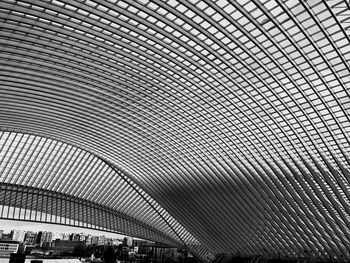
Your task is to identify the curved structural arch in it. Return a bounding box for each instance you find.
[1,0,350,262]
[0,183,180,247]
[0,131,212,260]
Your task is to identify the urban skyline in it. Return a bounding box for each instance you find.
[0,219,131,240]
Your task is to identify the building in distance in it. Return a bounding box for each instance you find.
[11,230,26,242]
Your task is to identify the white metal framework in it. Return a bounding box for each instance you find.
[0,0,350,262]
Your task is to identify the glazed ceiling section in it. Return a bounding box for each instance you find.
[0,131,211,259]
[0,183,180,246]
[0,132,168,226]
[0,0,350,261]
[0,0,349,170]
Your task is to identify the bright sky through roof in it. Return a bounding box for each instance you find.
[0,219,129,239]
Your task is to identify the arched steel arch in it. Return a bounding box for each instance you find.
[0,132,211,260]
[1,0,350,262]
[0,183,181,247]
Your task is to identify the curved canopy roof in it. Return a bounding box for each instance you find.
[1,0,350,261]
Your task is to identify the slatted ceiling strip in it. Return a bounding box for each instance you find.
[75,159,100,198]
[209,190,266,254]
[308,151,347,229]
[322,172,350,221]
[35,139,59,188]
[69,153,95,192]
[250,168,326,256]
[0,133,208,256]
[187,160,280,255]
[0,74,219,166]
[236,166,305,254]
[252,0,344,110]
[275,153,348,237]
[0,133,20,177]
[8,133,29,184]
[64,150,90,191]
[298,174,349,255]
[280,2,348,111]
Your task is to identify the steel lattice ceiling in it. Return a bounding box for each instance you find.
[0,0,350,262]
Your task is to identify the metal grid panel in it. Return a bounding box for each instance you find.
[0,132,209,259]
[0,0,350,261]
[0,183,181,245]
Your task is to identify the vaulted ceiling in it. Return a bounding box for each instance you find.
[1,0,350,262]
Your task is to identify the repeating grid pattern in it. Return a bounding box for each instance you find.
[0,132,211,260]
[0,0,350,261]
[0,183,180,246]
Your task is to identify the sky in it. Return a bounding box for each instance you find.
[0,219,129,239]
